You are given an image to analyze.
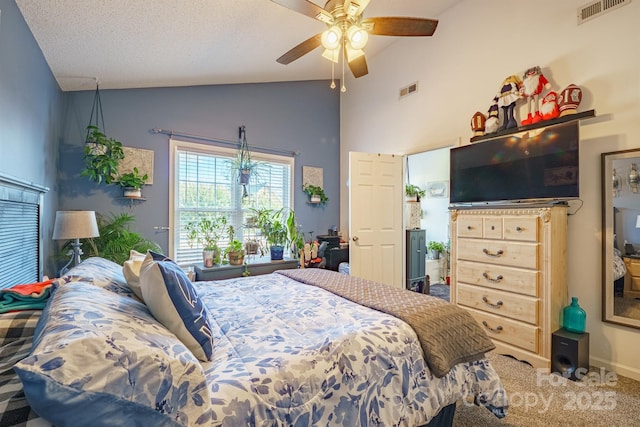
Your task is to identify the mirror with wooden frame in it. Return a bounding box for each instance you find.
[602,148,640,329]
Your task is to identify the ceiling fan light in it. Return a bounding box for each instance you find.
[322,47,341,63]
[321,26,342,50]
[346,25,368,50]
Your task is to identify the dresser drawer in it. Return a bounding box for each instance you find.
[457,216,483,238]
[457,239,538,269]
[456,260,538,296]
[503,217,538,242]
[483,217,503,239]
[457,283,538,324]
[467,308,539,353]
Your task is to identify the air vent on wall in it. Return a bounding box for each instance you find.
[399,82,419,99]
[578,0,631,24]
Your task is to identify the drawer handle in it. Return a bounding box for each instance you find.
[516,226,523,232]
[482,272,504,283]
[482,321,503,333]
[467,225,473,230]
[482,248,504,257]
[482,296,504,308]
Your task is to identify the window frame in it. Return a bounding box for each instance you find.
[168,138,295,264]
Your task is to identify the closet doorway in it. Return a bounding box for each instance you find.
[407,146,451,286]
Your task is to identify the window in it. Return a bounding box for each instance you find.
[169,139,293,265]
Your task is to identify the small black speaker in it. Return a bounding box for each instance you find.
[551,329,589,381]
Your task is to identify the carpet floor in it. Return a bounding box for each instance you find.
[428,284,450,302]
[453,352,640,426]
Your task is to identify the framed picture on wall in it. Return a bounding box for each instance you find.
[426,180,449,198]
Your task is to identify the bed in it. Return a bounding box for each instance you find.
[1,255,507,427]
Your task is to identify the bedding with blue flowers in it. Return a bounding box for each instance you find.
[11,257,507,427]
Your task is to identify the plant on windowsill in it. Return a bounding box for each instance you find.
[223,225,245,266]
[81,125,125,185]
[117,167,148,198]
[252,208,289,261]
[185,216,227,268]
[405,184,426,202]
[303,184,328,205]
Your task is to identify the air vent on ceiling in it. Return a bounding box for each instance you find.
[577,0,631,24]
[399,82,419,99]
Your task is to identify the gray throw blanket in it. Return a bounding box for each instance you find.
[276,268,495,377]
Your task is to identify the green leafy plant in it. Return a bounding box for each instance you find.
[117,167,148,190]
[81,125,125,184]
[252,208,288,248]
[65,212,162,265]
[286,209,304,259]
[303,184,328,205]
[405,184,426,200]
[428,240,446,253]
[223,225,245,265]
[185,216,227,251]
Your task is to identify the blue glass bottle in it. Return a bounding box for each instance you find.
[563,297,586,333]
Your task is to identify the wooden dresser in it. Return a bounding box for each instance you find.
[622,256,640,299]
[450,205,568,369]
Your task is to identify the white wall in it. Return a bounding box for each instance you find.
[408,147,450,245]
[340,0,640,380]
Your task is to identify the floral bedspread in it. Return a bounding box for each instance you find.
[195,272,508,427]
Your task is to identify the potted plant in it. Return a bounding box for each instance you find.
[63,212,161,265]
[81,125,125,184]
[252,208,288,260]
[427,240,446,260]
[185,216,227,267]
[405,184,426,202]
[303,184,328,205]
[223,225,245,266]
[117,167,148,198]
[286,209,305,261]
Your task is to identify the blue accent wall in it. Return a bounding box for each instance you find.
[0,0,64,275]
[59,82,341,257]
[2,1,341,276]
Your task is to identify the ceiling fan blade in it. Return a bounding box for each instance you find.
[276,33,323,65]
[270,0,333,23]
[343,0,370,17]
[348,54,368,78]
[361,17,439,36]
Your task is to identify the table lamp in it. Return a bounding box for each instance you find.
[53,210,99,275]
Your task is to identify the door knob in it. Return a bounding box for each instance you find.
[352,236,359,242]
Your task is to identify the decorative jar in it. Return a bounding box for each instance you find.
[563,297,586,334]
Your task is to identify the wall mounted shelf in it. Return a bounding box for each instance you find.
[470,109,595,143]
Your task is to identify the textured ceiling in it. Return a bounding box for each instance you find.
[16,0,459,91]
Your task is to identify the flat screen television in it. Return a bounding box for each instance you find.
[450,121,580,205]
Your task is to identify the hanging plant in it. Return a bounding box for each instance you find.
[80,84,125,184]
[232,125,260,197]
[81,125,125,184]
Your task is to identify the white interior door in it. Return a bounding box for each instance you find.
[349,152,404,288]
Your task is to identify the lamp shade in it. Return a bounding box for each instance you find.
[52,211,99,240]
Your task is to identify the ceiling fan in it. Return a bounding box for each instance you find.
[270,0,438,89]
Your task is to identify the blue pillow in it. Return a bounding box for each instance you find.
[140,252,214,361]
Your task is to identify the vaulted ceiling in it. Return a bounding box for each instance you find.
[16,0,459,91]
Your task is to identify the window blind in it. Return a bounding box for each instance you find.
[0,200,40,288]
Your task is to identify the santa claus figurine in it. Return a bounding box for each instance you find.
[484,96,500,134]
[540,91,559,121]
[520,66,551,126]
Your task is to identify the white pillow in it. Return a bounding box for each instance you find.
[140,252,214,361]
[122,249,146,299]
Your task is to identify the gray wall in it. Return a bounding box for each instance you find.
[0,0,64,276]
[59,81,341,255]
